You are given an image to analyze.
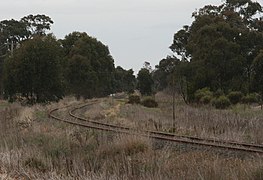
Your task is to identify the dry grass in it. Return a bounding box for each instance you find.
[104,91,263,144]
[0,95,263,179]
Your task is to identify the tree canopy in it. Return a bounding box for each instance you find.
[3,35,64,103]
[162,0,263,102]
[0,13,138,104]
[62,32,116,98]
[0,14,54,97]
[3,2,263,106]
[137,67,154,96]
[114,66,136,93]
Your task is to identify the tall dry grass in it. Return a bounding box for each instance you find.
[0,96,263,179]
[100,92,263,144]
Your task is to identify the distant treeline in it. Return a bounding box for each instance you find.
[152,0,263,104]
[0,15,135,103]
[0,0,263,105]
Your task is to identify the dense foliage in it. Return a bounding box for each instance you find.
[3,35,64,103]
[227,91,243,104]
[211,96,231,109]
[137,68,154,96]
[114,66,136,93]
[0,16,136,103]
[62,32,116,98]
[153,0,263,103]
[1,0,263,106]
[0,14,54,97]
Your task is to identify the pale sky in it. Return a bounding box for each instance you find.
[0,0,223,73]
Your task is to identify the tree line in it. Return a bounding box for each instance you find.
[149,0,263,105]
[1,0,263,106]
[0,15,136,103]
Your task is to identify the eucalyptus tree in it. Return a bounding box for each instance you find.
[0,18,29,92]
[21,14,54,36]
[0,14,54,97]
[153,56,179,91]
[169,0,263,100]
[137,68,154,96]
[62,32,115,98]
[3,35,64,103]
[0,14,53,48]
[114,66,136,93]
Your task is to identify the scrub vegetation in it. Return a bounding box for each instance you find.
[0,95,263,179]
[0,0,263,179]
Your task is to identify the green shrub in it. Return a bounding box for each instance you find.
[194,88,213,103]
[128,94,141,104]
[211,96,231,109]
[141,97,158,108]
[227,91,243,104]
[213,89,224,98]
[242,93,260,104]
[200,95,212,104]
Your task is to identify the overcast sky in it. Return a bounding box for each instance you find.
[0,0,223,72]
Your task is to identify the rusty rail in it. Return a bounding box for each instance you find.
[49,100,263,155]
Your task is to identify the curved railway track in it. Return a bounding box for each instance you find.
[49,99,263,155]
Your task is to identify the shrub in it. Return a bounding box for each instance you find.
[194,88,213,103]
[227,91,243,104]
[200,95,212,104]
[128,94,140,104]
[211,96,231,109]
[213,89,224,98]
[141,97,158,108]
[242,93,260,104]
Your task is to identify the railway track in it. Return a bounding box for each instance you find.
[49,99,263,155]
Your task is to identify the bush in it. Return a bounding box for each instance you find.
[141,97,158,108]
[200,95,212,104]
[242,93,260,104]
[194,88,213,103]
[128,94,141,104]
[211,96,231,109]
[213,89,224,98]
[227,91,243,104]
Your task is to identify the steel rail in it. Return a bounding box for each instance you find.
[69,101,263,152]
[49,100,263,154]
